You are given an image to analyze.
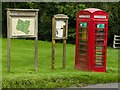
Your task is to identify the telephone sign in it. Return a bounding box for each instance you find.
[94,15,106,18]
[80,22,87,27]
[97,24,105,28]
[79,15,90,18]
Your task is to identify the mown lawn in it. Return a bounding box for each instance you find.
[2,38,118,88]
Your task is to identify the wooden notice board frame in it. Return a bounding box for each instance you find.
[52,14,69,69]
[7,8,39,72]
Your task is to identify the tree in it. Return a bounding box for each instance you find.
[2,2,120,46]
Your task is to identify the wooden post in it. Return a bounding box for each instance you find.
[62,25,66,68]
[6,9,39,72]
[52,14,68,70]
[35,12,38,72]
[35,37,38,72]
[52,40,55,70]
[52,18,55,70]
[63,39,66,68]
[7,10,10,72]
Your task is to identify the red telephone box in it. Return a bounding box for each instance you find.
[75,8,108,72]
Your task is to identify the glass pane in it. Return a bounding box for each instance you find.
[79,28,87,41]
[79,39,87,44]
[96,62,103,66]
[96,52,103,56]
[79,28,82,32]
[79,55,87,61]
[78,22,88,61]
[96,35,105,39]
[95,46,103,50]
[95,57,103,66]
[95,29,105,34]
[79,45,87,50]
[79,50,87,54]
[94,23,106,67]
[96,41,104,45]
[80,62,86,67]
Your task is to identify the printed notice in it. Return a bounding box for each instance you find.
[56,20,65,38]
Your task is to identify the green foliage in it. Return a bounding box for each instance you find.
[54,3,87,44]
[2,2,120,45]
[105,2,120,46]
[2,2,32,37]
[2,39,118,88]
[56,3,86,20]
[2,73,118,88]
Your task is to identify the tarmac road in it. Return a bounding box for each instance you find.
[82,83,119,88]
[55,83,119,90]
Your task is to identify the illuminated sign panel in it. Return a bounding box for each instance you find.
[80,22,87,27]
[97,24,105,28]
[94,15,106,18]
[79,15,90,18]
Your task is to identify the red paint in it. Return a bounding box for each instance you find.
[75,8,108,72]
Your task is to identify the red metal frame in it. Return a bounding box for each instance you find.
[75,8,108,72]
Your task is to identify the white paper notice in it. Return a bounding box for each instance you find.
[58,29,63,37]
[56,21,62,29]
[56,21,65,38]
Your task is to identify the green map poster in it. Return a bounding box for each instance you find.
[16,19,30,34]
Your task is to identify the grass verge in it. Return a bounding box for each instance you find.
[2,38,118,88]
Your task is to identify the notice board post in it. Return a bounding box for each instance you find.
[52,14,69,69]
[7,8,39,72]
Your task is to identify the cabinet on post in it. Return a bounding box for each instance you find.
[52,14,69,69]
